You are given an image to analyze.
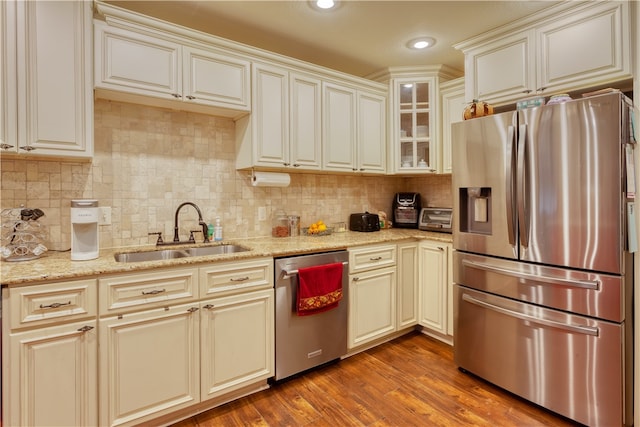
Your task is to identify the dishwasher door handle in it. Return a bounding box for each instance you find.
[282,261,349,279]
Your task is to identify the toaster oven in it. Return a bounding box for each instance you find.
[418,208,452,233]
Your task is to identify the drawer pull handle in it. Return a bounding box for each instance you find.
[187,307,199,313]
[39,301,71,309]
[369,256,383,261]
[230,276,249,282]
[77,325,94,333]
[141,289,166,295]
[203,304,215,309]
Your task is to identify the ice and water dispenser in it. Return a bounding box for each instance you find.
[71,199,99,260]
[458,187,492,234]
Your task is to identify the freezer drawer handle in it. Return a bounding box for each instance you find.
[461,259,600,290]
[282,261,349,279]
[462,293,599,336]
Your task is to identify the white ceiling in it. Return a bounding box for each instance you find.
[107,0,560,77]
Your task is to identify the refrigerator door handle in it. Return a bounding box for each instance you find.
[517,124,529,248]
[461,258,601,290]
[505,125,517,246]
[462,293,599,336]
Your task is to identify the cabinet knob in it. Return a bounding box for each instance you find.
[20,146,36,152]
[203,304,215,310]
[171,93,181,98]
[353,277,360,282]
[186,95,196,100]
[292,164,300,167]
[0,143,14,150]
[77,325,94,333]
[187,307,199,313]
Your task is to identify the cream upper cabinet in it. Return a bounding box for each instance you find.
[457,1,631,105]
[235,63,321,170]
[418,241,450,336]
[323,82,386,174]
[439,77,465,174]
[1,0,93,158]
[94,20,250,119]
[2,279,98,427]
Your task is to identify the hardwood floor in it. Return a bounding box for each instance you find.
[172,332,580,427]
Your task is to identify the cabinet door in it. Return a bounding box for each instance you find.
[397,241,418,329]
[183,45,250,110]
[536,2,631,93]
[323,82,357,172]
[465,29,536,105]
[348,266,396,349]
[200,288,274,400]
[94,21,182,100]
[440,78,465,174]
[252,63,289,167]
[99,303,199,427]
[6,320,97,427]
[357,91,386,173]
[10,0,93,157]
[418,241,449,334]
[1,1,17,151]
[290,72,322,170]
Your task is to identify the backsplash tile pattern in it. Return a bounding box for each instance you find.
[0,99,450,251]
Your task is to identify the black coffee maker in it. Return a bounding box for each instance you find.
[392,193,421,228]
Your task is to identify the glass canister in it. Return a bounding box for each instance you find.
[271,209,289,237]
[288,215,300,237]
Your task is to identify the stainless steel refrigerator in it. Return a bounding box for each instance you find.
[451,92,635,426]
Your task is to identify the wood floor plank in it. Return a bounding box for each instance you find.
[172,332,582,427]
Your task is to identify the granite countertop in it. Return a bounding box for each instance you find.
[1,229,452,286]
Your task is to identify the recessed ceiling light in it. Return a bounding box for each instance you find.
[309,0,339,10]
[316,0,335,9]
[406,37,436,50]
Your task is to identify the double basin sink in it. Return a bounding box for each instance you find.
[114,244,249,263]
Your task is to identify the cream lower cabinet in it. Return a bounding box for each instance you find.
[348,244,397,349]
[418,241,451,335]
[2,279,98,427]
[397,241,419,329]
[98,259,273,426]
[99,303,200,427]
[200,288,274,400]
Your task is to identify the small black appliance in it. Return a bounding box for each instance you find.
[349,212,380,232]
[392,193,421,228]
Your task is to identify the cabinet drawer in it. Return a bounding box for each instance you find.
[348,244,396,273]
[99,267,198,315]
[8,279,97,330]
[200,257,273,297]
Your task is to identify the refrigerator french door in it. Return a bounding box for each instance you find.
[451,92,634,427]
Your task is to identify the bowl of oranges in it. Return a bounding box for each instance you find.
[303,220,333,236]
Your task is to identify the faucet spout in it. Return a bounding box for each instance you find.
[172,202,209,243]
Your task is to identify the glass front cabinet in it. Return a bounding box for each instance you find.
[391,76,438,173]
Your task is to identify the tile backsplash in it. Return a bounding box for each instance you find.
[0,99,451,250]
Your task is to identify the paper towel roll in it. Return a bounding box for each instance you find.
[252,171,291,187]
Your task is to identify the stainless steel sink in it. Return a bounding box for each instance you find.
[114,249,190,263]
[185,244,249,257]
[114,244,250,263]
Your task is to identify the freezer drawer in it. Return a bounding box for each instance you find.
[454,285,625,427]
[454,251,625,322]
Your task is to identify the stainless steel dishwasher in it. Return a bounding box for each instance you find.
[274,250,349,381]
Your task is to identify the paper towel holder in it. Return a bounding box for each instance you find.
[251,169,291,187]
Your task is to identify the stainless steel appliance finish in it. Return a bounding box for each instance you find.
[418,207,452,233]
[452,93,634,426]
[274,251,349,381]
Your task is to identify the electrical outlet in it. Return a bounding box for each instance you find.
[99,207,112,225]
[258,206,267,221]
